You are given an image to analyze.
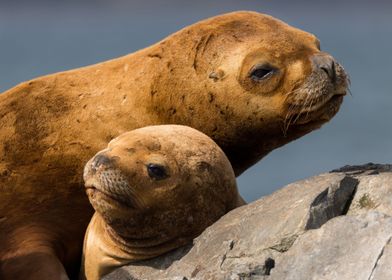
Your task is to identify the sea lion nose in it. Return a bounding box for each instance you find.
[311,53,336,82]
[91,153,112,172]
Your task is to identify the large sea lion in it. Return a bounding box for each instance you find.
[0,11,348,279]
[81,125,242,279]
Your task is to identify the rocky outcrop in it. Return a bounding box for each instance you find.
[104,163,392,280]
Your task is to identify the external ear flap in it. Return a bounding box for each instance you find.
[208,69,225,82]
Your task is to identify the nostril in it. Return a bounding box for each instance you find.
[331,60,336,81]
[311,53,336,82]
[91,154,112,171]
[321,65,332,77]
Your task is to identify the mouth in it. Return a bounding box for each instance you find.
[286,91,345,127]
[85,183,136,209]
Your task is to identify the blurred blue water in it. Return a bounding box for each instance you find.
[1,0,391,201]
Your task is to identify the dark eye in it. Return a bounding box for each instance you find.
[249,64,276,81]
[147,163,169,181]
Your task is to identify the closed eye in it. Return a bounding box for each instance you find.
[249,64,277,81]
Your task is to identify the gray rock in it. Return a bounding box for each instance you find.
[370,237,392,280]
[104,164,392,280]
[348,172,392,217]
[270,211,392,280]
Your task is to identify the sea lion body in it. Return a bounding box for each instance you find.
[0,11,348,279]
[81,125,242,279]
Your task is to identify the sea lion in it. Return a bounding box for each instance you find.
[0,11,348,279]
[80,125,243,280]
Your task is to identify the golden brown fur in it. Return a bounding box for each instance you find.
[81,125,242,279]
[0,11,348,279]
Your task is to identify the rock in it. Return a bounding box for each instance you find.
[370,238,392,280]
[347,174,392,217]
[104,164,392,280]
[270,212,392,280]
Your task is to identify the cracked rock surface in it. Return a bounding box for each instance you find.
[104,164,392,280]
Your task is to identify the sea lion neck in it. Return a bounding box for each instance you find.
[89,213,186,262]
[105,220,184,258]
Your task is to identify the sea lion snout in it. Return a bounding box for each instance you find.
[309,52,348,96]
[90,153,113,173]
[310,52,336,82]
[84,153,112,186]
[83,152,131,205]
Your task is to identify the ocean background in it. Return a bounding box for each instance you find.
[1,0,391,202]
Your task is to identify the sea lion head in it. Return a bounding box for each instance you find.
[147,11,349,175]
[83,125,240,248]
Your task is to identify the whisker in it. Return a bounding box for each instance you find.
[305,97,316,120]
[293,92,312,124]
[283,104,295,126]
[282,104,298,136]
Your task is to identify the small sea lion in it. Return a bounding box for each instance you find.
[81,125,243,279]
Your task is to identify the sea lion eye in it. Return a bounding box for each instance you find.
[146,163,169,180]
[249,64,276,81]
